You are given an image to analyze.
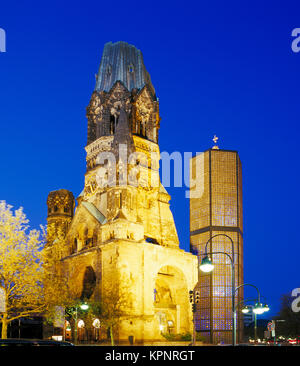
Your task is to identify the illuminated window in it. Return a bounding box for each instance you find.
[93,319,101,329]
[78,320,85,328]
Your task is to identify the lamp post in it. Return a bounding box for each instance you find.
[199,237,269,346]
[237,290,269,342]
[242,304,259,341]
[74,302,89,344]
[235,284,261,342]
[199,233,236,346]
[253,301,269,342]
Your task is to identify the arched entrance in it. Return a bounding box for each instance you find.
[77,319,85,342]
[92,318,101,342]
[154,265,190,337]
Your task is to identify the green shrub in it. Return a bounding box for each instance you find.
[162,332,206,342]
[196,333,207,342]
[162,332,191,341]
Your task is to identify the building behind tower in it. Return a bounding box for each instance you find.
[190,148,243,344]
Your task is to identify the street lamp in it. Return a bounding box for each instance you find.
[241,306,250,314]
[238,295,270,342]
[80,303,89,311]
[199,256,214,273]
[253,303,265,315]
[74,302,89,344]
[199,238,267,346]
[235,284,269,343]
[199,233,236,346]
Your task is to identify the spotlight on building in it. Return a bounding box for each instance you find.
[199,256,214,273]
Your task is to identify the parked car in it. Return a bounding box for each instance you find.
[0,338,74,346]
[287,337,300,345]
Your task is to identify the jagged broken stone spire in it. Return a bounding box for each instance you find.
[94,41,155,94]
[46,41,198,345]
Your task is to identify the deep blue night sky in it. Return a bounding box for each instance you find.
[1,0,300,318]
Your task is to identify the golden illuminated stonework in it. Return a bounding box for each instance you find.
[47,41,198,343]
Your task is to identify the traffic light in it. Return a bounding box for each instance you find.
[194,290,200,304]
[189,290,193,303]
[192,303,196,313]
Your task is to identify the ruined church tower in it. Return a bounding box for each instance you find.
[47,41,197,343]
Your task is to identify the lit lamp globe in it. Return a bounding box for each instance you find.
[253,303,265,315]
[80,303,89,311]
[199,256,214,273]
[263,304,270,313]
[241,306,250,314]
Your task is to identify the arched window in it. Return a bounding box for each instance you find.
[81,266,97,300]
[127,64,135,90]
[84,228,91,246]
[78,320,85,328]
[110,114,115,134]
[93,319,100,328]
[167,320,174,334]
[73,238,78,253]
[128,64,134,73]
[77,320,85,342]
[93,319,101,342]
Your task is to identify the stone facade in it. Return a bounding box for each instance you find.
[47,42,197,343]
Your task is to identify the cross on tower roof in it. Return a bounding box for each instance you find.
[212,135,219,150]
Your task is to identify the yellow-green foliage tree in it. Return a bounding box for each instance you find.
[0,201,45,339]
[0,201,73,339]
[100,281,132,346]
